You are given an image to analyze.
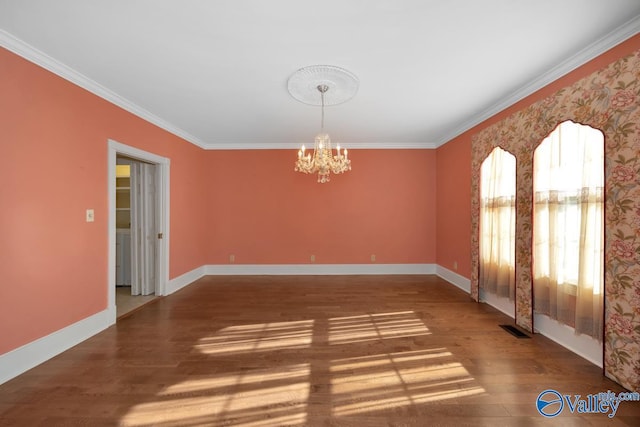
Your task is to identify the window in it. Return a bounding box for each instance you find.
[533,121,604,339]
[480,147,516,300]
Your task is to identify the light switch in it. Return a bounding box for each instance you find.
[86,209,95,222]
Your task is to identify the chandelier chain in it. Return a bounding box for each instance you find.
[321,90,324,131]
[318,84,327,132]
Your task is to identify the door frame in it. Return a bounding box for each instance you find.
[107,139,170,315]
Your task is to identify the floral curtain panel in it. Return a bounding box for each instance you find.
[470,49,640,391]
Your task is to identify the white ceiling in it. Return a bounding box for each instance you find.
[1,1,639,149]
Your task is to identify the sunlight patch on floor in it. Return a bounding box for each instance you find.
[330,350,485,416]
[328,311,431,345]
[195,320,314,355]
[159,363,310,395]
[122,364,310,426]
[123,312,485,425]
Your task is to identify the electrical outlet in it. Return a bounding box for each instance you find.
[370,254,376,262]
[229,254,235,263]
[310,254,316,263]
[453,261,458,270]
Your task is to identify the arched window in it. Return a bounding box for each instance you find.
[480,147,516,300]
[533,120,604,339]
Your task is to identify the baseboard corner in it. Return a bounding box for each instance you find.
[435,265,471,293]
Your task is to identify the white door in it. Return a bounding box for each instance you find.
[130,161,157,296]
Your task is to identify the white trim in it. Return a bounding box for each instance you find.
[167,265,208,295]
[0,30,209,150]
[165,263,437,296]
[479,289,516,319]
[534,313,603,367]
[342,141,437,150]
[107,147,117,310]
[207,141,438,150]
[166,263,437,295]
[437,268,603,368]
[435,265,471,293]
[434,15,640,147]
[4,16,637,152]
[157,159,170,296]
[0,263,604,385]
[0,30,436,151]
[462,277,602,368]
[108,140,172,165]
[107,140,170,307]
[203,263,436,276]
[0,307,114,385]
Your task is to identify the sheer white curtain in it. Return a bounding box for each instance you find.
[480,147,516,300]
[533,121,604,339]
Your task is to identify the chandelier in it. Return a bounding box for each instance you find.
[294,84,351,183]
[288,65,358,183]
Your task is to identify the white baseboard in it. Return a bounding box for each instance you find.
[474,286,602,368]
[0,264,602,387]
[534,313,603,367]
[0,306,115,385]
[166,265,208,295]
[166,264,437,295]
[479,290,516,319]
[204,263,436,275]
[0,263,449,386]
[435,265,471,293]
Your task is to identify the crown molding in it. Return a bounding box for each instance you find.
[3,14,638,152]
[434,14,640,148]
[0,30,433,151]
[0,29,210,149]
[202,141,438,150]
[0,29,437,150]
[307,141,438,150]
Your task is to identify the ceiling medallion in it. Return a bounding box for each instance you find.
[288,65,358,183]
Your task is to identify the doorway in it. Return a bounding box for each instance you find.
[115,156,156,316]
[108,140,170,320]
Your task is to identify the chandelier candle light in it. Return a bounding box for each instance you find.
[288,65,358,183]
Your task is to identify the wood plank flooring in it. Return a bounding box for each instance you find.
[116,286,158,319]
[1,275,638,426]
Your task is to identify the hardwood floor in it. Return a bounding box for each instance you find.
[116,286,159,319]
[1,275,638,426]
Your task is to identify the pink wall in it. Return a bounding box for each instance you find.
[8,29,633,360]
[0,46,437,357]
[205,149,436,264]
[0,47,209,354]
[435,34,640,280]
[435,137,472,277]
